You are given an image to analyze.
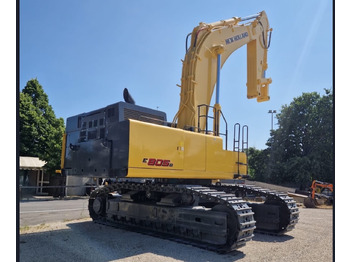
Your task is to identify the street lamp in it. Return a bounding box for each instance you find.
[268,110,276,130]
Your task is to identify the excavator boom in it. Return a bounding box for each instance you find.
[173,11,272,130]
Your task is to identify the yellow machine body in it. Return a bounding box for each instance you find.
[127,119,246,179]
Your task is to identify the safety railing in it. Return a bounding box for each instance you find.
[197,104,228,150]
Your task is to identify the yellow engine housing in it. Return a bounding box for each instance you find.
[127,119,247,179]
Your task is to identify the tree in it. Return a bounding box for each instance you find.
[269,89,333,187]
[247,147,269,182]
[19,78,65,173]
[249,89,334,188]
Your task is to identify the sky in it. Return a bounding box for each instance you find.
[19,0,333,150]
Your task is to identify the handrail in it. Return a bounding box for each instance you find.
[197,104,228,150]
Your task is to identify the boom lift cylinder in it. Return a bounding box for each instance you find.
[215,53,221,105]
[214,52,222,136]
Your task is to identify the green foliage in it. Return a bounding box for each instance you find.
[19,78,65,173]
[247,147,269,181]
[248,90,333,188]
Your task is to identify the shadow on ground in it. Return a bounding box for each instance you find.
[253,233,294,243]
[19,220,293,262]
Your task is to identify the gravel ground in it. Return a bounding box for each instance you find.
[19,207,333,262]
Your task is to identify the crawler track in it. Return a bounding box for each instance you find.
[212,184,299,234]
[88,183,256,253]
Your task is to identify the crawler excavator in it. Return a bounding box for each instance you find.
[61,11,299,252]
[303,180,333,208]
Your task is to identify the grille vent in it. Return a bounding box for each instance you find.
[124,108,165,124]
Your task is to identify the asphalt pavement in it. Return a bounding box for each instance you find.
[20,198,90,226]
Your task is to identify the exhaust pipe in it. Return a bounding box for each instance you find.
[123,88,135,104]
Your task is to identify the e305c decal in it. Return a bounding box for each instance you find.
[142,158,173,167]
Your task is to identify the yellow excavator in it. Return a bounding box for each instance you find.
[61,11,299,252]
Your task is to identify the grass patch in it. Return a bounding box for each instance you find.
[20,223,48,233]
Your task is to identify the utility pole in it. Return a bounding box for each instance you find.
[268,110,276,130]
